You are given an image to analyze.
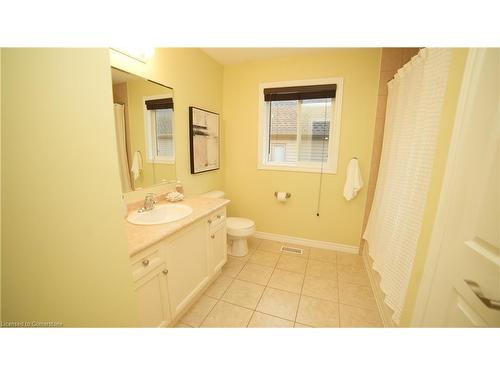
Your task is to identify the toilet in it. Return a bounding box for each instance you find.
[201,190,256,257]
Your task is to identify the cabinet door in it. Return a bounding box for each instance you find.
[166,220,209,318]
[209,223,227,274]
[134,264,171,327]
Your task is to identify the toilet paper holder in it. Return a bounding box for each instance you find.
[274,192,291,199]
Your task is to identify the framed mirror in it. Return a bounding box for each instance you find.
[111,68,176,193]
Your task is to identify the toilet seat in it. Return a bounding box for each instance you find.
[226,217,255,237]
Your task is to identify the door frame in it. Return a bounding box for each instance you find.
[410,48,491,326]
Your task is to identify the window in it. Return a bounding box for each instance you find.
[258,78,343,173]
[144,96,175,164]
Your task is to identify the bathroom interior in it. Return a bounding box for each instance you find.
[1,1,499,370]
[2,46,498,331]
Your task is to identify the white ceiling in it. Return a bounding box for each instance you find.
[201,48,335,66]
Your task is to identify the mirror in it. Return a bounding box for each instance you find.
[111,67,176,193]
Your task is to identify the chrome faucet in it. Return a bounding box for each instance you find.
[138,192,157,213]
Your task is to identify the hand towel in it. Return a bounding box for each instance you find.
[343,158,363,201]
[130,151,143,181]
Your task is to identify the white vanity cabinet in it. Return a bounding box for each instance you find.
[131,246,172,328]
[129,206,228,326]
[164,219,210,317]
[207,208,227,275]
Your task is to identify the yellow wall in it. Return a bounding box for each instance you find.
[110,48,224,197]
[124,79,176,189]
[222,49,381,246]
[1,49,138,326]
[400,48,469,326]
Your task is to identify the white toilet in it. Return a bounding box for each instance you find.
[201,190,256,257]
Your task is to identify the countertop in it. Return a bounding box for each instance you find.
[125,196,230,256]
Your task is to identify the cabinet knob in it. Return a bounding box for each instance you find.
[208,219,212,224]
[211,234,215,239]
[142,259,150,266]
[162,269,169,275]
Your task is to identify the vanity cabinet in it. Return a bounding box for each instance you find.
[164,219,210,317]
[131,245,172,327]
[129,206,228,326]
[208,209,227,274]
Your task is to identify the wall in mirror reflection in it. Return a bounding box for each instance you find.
[111,68,176,193]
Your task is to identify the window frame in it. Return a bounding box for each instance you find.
[143,94,175,165]
[258,78,343,174]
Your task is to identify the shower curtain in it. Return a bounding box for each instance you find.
[363,48,453,323]
[113,103,132,192]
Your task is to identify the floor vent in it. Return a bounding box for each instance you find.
[281,246,303,255]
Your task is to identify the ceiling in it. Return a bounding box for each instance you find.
[201,48,335,66]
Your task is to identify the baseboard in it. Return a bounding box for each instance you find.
[361,241,397,327]
[254,231,359,254]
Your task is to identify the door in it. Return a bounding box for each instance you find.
[415,48,500,327]
[165,220,210,317]
[134,264,171,327]
[209,223,227,274]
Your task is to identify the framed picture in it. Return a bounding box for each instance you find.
[189,106,220,174]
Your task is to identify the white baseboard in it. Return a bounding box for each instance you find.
[254,231,359,254]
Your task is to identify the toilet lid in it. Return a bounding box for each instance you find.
[226,217,255,230]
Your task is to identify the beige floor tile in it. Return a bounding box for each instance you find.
[302,276,339,302]
[258,239,283,253]
[337,253,364,267]
[201,301,253,328]
[221,257,246,278]
[296,295,340,327]
[221,279,265,309]
[256,287,300,321]
[306,260,337,280]
[180,295,217,327]
[247,236,262,251]
[339,303,382,327]
[338,264,370,286]
[294,322,313,328]
[339,283,377,310]
[247,312,294,328]
[308,248,337,264]
[228,248,254,263]
[268,269,304,294]
[276,254,307,274]
[283,243,310,258]
[248,250,280,267]
[173,323,192,328]
[237,262,274,285]
[204,275,234,299]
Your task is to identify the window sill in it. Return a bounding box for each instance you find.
[146,158,175,165]
[257,163,337,174]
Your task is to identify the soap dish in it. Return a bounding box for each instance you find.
[166,191,184,202]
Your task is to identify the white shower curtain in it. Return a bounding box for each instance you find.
[363,48,453,323]
[113,104,132,192]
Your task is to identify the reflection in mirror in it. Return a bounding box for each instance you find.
[111,68,176,193]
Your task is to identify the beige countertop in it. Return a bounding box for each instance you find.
[125,196,230,256]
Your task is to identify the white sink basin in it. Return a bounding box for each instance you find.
[127,203,193,225]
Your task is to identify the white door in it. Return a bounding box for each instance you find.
[414,49,499,327]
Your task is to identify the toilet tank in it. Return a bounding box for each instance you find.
[201,190,225,199]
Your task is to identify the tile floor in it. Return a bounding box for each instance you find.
[177,237,383,328]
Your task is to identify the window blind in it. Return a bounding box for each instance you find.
[264,84,336,102]
[145,97,174,110]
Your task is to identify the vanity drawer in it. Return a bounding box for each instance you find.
[131,248,163,281]
[207,208,226,228]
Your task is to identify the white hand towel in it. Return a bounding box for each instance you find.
[343,158,363,201]
[130,151,143,181]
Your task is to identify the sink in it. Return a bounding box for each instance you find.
[127,203,193,225]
